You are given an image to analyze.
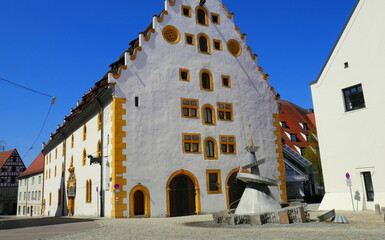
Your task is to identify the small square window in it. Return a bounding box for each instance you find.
[185,33,195,45]
[183,133,201,153]
[343,84,365,111]
[213,39,222,51]
[181,98,199,118]
[290,134,299,142]
[222,75,231,87]
[179,69,190,81]
[181,5,191,17]
[281,121,289,128]
[220,135,236,154]
[211,13,220,24]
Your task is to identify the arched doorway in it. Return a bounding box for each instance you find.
[134,190,144,215]
[226,169,247,210]
[129,185,151,218]
[166,170,200,217]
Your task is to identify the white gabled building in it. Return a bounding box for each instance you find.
[43,0,286,218]
[311,0,385,211]
[17,153,44,216]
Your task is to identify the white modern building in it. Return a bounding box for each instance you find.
[43,0,286,218]
[17,153,44,216]
[311,0,385,211]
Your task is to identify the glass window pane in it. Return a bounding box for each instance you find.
[192,135,199,141]
[192,143,199,152]
[185,135,191,140]
[184,143,190,152]
[191,109,197,117]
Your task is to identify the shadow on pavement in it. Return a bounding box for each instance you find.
[0,217,98,230]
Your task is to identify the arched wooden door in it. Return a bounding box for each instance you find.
[169,174,196,217]
[227,172,247,210]
[133,190,145,215]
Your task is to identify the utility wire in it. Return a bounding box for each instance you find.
[0,76,57,159]
[23,102,54,160]
[0,77,54,98]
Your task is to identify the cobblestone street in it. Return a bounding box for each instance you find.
[46,209,385,240]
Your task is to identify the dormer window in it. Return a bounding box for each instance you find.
[302,123,309,130]
[281,121,289,128]
[290,134,299,142]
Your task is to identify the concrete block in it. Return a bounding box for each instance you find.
[279,211,290,224]
[250,215,263,225]
[298,206,307,223]
[375,204,381,215]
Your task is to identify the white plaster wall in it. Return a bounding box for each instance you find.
[17,174,43,216]
[110,0,279,216]
[43,103,113,217]
[311,0,385,211]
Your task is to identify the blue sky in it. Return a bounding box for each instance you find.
[0,0,357,167]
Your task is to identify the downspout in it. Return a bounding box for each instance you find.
[61,134,67,216]
[97,98,105,217]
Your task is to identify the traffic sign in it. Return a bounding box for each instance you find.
[114,183,120,189]
[114,189,121,193]
[345,172,350,179]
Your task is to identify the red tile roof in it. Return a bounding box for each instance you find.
[0,149,15,169]
[19,152,44,177]
[278,100,316,153]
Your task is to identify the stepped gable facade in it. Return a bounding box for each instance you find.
[43,0,284,218]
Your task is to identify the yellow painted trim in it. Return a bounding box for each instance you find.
[221,75,231,88]
[157,10,168,23]
[201,104,216,126]
[247,46,257,60]
[219,135,237,154]
[206,169,222,194]
[195,6,209,26]
[211,13,221,24]
[217,102,234,121]
[180,98,199,118]
[203,137,218,160]
[258,66,269,81]
[129,47,142,61]
[182,133,201,154]
[234,27,245,40]
[143,29,155,42]
[181,5,192,18]
[162,25,181,45]
[199,69,214,91]
[213,39,222,51]
[111,98,128,218]
[184,33,195,46]
[179,68,190,81]
[273,113,287,203]
[221,4,234,19]
[166,169,201,217]
[129,185,151,218]
[197,33,211,55]
[227,39,242,57]
[113,65,127,79]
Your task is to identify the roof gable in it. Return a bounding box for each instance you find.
[19,152,44,177]
[0,149,16,168]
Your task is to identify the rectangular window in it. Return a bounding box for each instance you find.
[58,189,61,205]
[362,172,374,201]
[213,39,222,51]
[49,192,52,206]
[179,69,190,81]
[302,123,309,130]
[135,96,139,107]
[181,98,199,118]
[222,75,231,87]
[183,133,201,153]
[343,84,365,111]
[181,5,191,17]
[281,121,289,128]
[220,135,236,154]
[185,33,195,45]
[300,147,306,156]
[206,170,222,194]
[217,102,233,121]
[211,13,220,24]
